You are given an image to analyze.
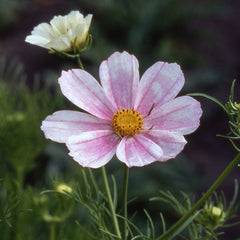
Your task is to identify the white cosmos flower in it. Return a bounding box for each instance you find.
[25,10,92,52]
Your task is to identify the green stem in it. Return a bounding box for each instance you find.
[122,165,129,240]
[156,152,240,240]
[50,222,55,240]
[76,55,84,70]
[101,167,121,239]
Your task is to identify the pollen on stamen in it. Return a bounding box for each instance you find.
[111,108,144,137]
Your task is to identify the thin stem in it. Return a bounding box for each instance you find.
[122,165,129,240]
[101,167,121,239]
[50,222,55,240]
[76,56,84,70]
[156,152,240,240]
[72,41,84,70]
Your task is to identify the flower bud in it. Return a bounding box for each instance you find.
[211,206,222,218]
[56,183,73,195]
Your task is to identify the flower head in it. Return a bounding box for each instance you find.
[25,10,92,52]
[41,51,202,168]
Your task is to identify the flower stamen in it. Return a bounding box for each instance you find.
[112,108,144,137]
[147,102,155,116]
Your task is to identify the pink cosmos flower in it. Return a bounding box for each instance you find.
[41,51,202,168]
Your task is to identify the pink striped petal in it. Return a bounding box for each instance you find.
[134,62,184,116]
[99,51,140,110]
[141,130,187,161]
[66,130,120,168]
[59,69,115,120]
[145,96,202,134]
[41,110,111,143]
[116,135,163,167]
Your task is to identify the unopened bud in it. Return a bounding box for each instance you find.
[56,183,73,194]
[211,206,222,217]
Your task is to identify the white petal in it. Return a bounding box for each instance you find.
[84,14,93,30]
[45,35,71,51]
[67,10,84,28]
[25,35,49,48]
[31,23,56,40]
[71,24,85,42]
[50,15,67,35]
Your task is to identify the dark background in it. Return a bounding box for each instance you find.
[0,0,240,239]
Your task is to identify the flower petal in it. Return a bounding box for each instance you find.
[25,23,56,48]
[134,62,184,116]
[45,35,71,51]
[59,69,115,120]
[141,130,187,161]
[116,135,163,167]
[50,15,67,35]
[145,96,202,134]
[66,10,84,28]
[66,130,120,168]
[99,51,139,110]
[25,35,49,48]
[84,14,93,30]
[41,110,111,143]
[71,15,92,43]
[71,24,85,42]
[29,23,55,40]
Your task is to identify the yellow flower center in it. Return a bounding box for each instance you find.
[112,108,144,137]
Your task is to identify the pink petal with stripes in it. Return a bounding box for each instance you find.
[41,110,111,143]
[66,130,120,168]
[141,130,186,161]
[99,51,140,110]
[144,96,202,134]
[135,62,184,116]
[59,69,115,120]
[116,134,163,167]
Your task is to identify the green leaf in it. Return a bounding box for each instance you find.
[187,93,226,111]
[167,211,200,240]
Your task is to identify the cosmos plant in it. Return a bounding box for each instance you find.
[22,10,240,240]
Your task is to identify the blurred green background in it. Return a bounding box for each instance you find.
[0,0,240,239]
